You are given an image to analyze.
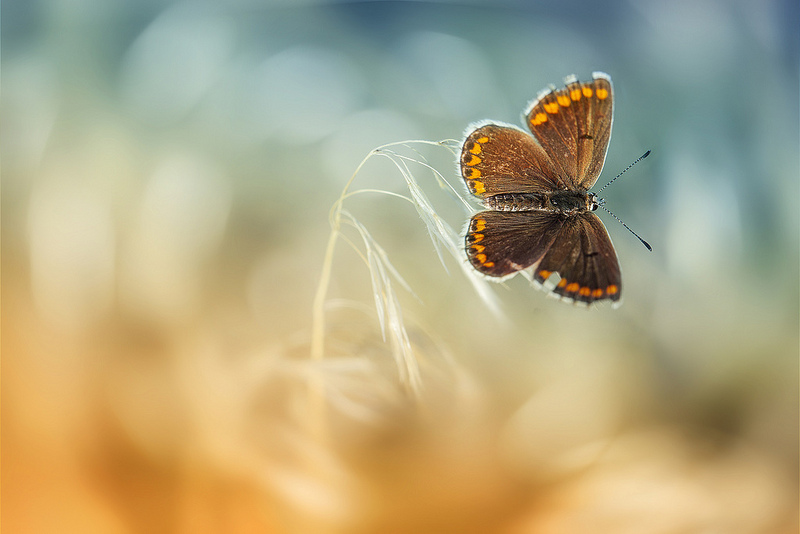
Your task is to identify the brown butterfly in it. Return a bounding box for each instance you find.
[460,72,622,305]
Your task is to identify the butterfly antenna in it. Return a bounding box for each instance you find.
[596,150,651,194]
[599,204,652,251]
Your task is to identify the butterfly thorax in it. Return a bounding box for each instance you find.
[484,191,599,214]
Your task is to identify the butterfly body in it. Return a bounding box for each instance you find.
[459,72,622,305]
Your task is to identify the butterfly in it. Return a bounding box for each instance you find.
[460,72,622,305]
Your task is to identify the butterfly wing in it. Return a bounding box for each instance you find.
[460,122,567,200]
[465,210,564,278]
[524,72,613,190]
[532,212,621,304]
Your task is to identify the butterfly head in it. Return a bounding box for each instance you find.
[588,192,599,212]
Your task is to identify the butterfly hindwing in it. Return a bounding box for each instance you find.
[533,212,621,304]
[465,210,564,278]
[524,72,613,190]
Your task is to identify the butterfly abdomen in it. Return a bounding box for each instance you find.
[485,191,593,214]
[484,193,547,211]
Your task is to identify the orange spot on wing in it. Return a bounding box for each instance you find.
[477,136,489,143]
[557,278,567,288]
[579,287,591,297]
[471,244,485,253]
[606,285,618,295]
[465,167,481,179]
[470,233,484,243]
[565,282,580,292]
[467,155,482,166]
[570,88,582,101]
[475,253,487,263]
[538,270,552,279]
[531,112,548,125]
[596,87,609,100]
[469,143,482,154]
[483,261,494,268]
[557,94,571,107]
[474,219,486,231]
[472,180,486,194]
[582,86,593,98]
[544,102,559,114]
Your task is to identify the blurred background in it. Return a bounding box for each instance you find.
[3,0,798,532]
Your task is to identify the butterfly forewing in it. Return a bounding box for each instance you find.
[460,123,565,200]
[524,72,613,190]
